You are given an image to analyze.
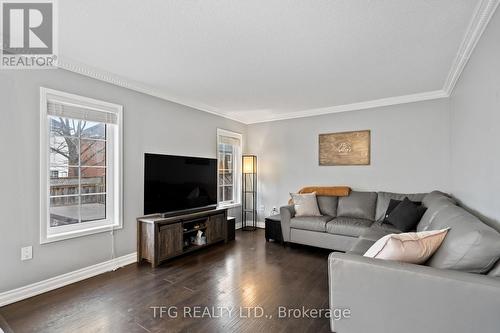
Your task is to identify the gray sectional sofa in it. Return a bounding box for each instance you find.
[281,190,500,333]
[280,190,427,252]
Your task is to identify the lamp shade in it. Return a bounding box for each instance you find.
[242,155,256,174]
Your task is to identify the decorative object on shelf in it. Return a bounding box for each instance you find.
[242,155,257,231]
[193,230,207,246]
[319,130,371,166]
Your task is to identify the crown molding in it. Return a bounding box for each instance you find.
[246,90,449,124]
[57,0,499,124]
[57,57,247,124]
[443,0,500,95]
[58,58,450,124]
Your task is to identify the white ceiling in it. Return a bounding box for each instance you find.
[58,0,495,124]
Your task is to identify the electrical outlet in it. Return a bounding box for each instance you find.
[21,246,32,261]
[259,205,265,212]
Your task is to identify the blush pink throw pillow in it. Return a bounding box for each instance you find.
[364,228,449,264]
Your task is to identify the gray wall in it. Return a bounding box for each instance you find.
[0,69,245,292]
[449,9,500,230]
[246,99,451,220]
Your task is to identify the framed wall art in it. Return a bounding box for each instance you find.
[319,130,371,166]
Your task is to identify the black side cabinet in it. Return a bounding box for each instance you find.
[265,214,283,245]
[227,216,236,241]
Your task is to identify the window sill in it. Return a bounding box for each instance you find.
[40,223,123,244]
[217,203,242,209]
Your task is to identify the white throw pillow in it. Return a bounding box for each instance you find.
[290,192,322,217]
[364,228,449,264]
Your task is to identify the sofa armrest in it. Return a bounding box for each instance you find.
[328,252,500,333]
[280,205,295,242]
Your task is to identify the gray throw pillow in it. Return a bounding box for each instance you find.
[290,192,322,217]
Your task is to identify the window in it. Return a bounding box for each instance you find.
[217,129,242,207]
[40,88,122,243]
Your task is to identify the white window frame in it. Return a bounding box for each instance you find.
[40,87,123,244]
[217,129,242,208]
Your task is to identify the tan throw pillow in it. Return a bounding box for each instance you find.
[364,228,449,264]
[290,192,322,217]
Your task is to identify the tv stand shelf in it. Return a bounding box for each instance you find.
[183,227,207,234]
[137,208,228,268]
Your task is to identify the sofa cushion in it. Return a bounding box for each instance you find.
[337,191,377,221]
[375,191,427,222]
[316,195,338,217]
[361,222,401,241]
[421,190,456,208]
[426,205,500,273]
[326,217,373,237]
[348,238,376,255]
[417,196,456,232]
[488,260,500,278]
[290,215,333,232]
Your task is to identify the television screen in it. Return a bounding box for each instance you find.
[144,154,217,215]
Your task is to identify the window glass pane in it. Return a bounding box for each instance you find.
[49,136,79,166]
[50,117,106,140]
[80,121,105,139]
[81,194,106,222]
[49,117,79,137]
[224,156,232,171]
[219,173,234,187]
[223,187,233,203]
[218,145,233,168]
[80,139,106,166]
[50,167,79,196]
[219,187,224,202]
[224,173,233,186]
[81,167,106,194]
[50,196,79,227]
[218,155,224,170]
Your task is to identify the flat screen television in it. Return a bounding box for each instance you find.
[144,153,218,215]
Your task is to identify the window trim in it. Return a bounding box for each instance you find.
[40,87,123,244]
[216,128,242,208]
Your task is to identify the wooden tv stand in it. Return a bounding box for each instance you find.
[137,208,228,268]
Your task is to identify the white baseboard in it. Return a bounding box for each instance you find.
[0,252,137,307]
[0,223,266,308]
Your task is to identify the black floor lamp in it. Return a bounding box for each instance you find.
[242,155,257,231]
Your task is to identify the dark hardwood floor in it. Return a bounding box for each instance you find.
[0,230,332,333]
